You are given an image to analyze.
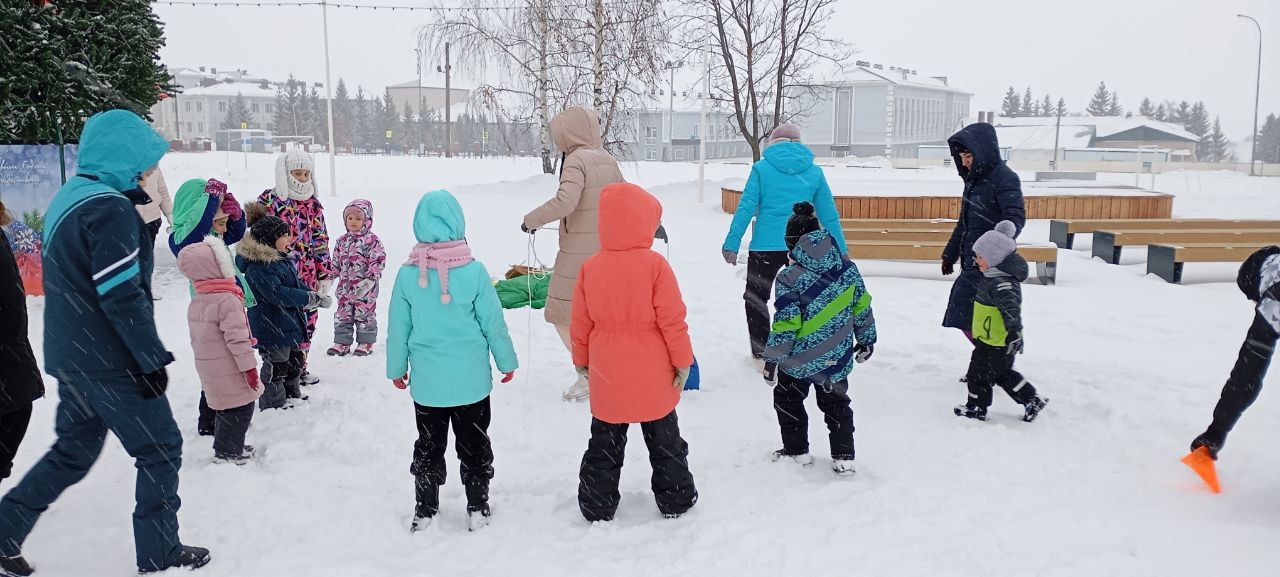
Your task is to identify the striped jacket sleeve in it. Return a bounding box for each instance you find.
[88,198,171,373]
[763,273,802,365]
[849,266,878,345]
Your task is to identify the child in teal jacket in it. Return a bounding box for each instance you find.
[386,189,518,533]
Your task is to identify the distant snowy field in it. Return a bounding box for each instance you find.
[17,153,1280,576]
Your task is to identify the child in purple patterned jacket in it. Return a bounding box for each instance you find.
[327,199,386,356]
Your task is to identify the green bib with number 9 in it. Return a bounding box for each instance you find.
[972,302,1008,347]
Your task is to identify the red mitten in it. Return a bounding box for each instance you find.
[501,371,515,384]
[393,375,409,390]
[220,191,243,220]
[245,369,260,390]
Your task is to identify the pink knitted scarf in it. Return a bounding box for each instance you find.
[405,240,473,304]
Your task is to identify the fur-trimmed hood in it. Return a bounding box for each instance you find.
[177,236,238,281]
[237,233,285,263]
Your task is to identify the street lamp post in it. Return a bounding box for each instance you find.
[415,47,424,156]
[1238,14,1262,176]
[662,60,683,161]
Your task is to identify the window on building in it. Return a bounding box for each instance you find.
[185,102,192,112]
[645,147,657,161]
[218,101,227,113]
[674,148,687,161]
[691,123,700,139]
[266,103,273,113]
[251,103,260,113]
[197,123,203,133]
[196,101,203,112]
[644,126,658,144]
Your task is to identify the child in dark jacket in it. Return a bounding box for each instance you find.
[1190,246,1280,459]
[763,203,877,475]
[954,220,1048,422]
[237,205,332,410]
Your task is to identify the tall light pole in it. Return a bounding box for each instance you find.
[437,42,452,158]
[1239,14,1262,176]
[415,47,424,156]
[662,60,683,161]
[320,0,337,195]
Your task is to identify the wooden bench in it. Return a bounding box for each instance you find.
[841,218,956,229]
[1148,243,1277,283]
[843,228,955,243]
[1050,219,1280,249]
[1092,230,1280,264]
[847,240,1059,285]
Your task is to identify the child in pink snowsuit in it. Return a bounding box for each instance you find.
[258,149,334,379]
[327,199,386,356]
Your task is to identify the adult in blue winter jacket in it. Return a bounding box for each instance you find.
[940,123,1025,334]
[722,123,847,360]
[0,110,211,576]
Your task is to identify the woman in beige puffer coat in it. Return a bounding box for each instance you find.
[522,107,625,401]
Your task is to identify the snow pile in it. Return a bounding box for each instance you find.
[15,153,1280,576]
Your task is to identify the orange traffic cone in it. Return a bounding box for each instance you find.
[1181,446,1221,494]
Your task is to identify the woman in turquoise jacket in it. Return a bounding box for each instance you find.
[721,123,847,361]
[386,189,518,532]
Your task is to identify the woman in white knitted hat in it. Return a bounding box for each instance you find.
[255,148,334,384]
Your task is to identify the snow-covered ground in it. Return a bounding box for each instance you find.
[15,153,1280,576]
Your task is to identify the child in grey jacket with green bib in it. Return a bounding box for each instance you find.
[954,220,1048,422]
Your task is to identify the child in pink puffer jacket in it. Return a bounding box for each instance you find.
[327,199,386,356]
[177,237,262,464]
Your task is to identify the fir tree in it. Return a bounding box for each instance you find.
[305,83,325,145]
[1021,87,1035,117]
[220,93,254,130]
[1138,97,1154,117]
[1153,104,1168,122]
[382,89,400,150]
[1202,116,1230,162]
[1187,101,1210,137]
[1000,86,1021,118]
[352,87,370,150]
[1107,92,1123,116]
[1086,82,1111,116]
[368,89,386,150]
[273,76,305,136]
[1,0,176,142]
[1259,113,1280,164]
[332,79,352,152]
[402,102,418,153]
[1171,101,1192,125]
[1041,94,1054,118]
[1056,97,1067,117]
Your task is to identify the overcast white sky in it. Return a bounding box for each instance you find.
[154,0,1277,140]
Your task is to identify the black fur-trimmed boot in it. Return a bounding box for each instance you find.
[465,480,491,532]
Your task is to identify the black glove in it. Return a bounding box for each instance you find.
[1006,332,1024,355]
[1191,429,1226,460]
[941,258,955,276]
[854,343,874,364]
[521,222,532,234]
[137,368,169,398]
[763,363,778,386]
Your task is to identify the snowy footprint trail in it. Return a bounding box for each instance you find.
[14,155,1280,576]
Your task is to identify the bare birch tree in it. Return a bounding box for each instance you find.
[420,0,668,172]
[675,0,848,161]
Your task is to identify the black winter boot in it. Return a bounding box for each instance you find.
[465,480,492,531]
[411,480,440,533]
[139,545,211,573]
[954,404,989,421]
[1023,397,1049,423]
[0,555,33,577]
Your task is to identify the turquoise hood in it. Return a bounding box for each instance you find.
[763,141,816,175]
[44,110,168,243]
[413,190,466,243]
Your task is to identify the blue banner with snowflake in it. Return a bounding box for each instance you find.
[0,144,78,232]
